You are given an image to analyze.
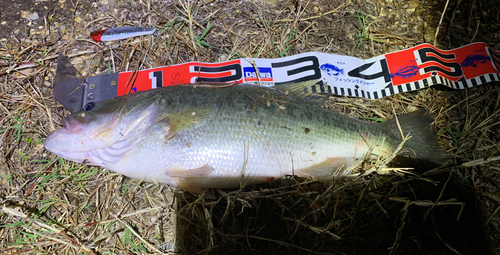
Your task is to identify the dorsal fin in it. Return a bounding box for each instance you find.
[275,80,332,107]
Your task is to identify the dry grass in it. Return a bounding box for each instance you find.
[1,0,499,254]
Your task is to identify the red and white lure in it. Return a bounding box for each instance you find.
[90,27,156,42]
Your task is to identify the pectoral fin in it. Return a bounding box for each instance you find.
[156,105,212,139]
[168,164,214,178]
[168,106,212,132]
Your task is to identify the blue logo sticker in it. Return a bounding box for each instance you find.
[320,63,344,76]
[244,67,273,81]
[461,54,491,68]
[390,65,420,79]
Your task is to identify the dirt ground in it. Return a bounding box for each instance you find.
[1,0,500,254]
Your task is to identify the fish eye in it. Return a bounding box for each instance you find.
[84,102,95,111]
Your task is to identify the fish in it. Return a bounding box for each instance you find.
[45,84,447,193]
[390,65,420,79]
[90,27,156,42]
[460,54,491,68]
[320,63,344,76]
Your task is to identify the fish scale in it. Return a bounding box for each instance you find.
[45,84,444,193]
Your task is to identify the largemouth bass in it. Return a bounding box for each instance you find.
[45,84,445,193]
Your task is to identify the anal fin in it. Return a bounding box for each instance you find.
[169,164,215,196]
[177,180,210,195]
[294,157,354,178]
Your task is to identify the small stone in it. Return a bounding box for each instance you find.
[264,0,278,5]
[408,1,419,8]
[72,57,84,68]
[21,11,40,21]
[406,8,416,14]
[34,143,44,151]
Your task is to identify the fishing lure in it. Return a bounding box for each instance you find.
[90,27,156,42]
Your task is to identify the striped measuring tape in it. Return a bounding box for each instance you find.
[54,42,500,112]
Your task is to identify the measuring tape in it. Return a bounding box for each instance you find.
[54,42,500,112]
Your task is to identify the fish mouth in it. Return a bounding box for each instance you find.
[44,137,97,165]
[45,101,159,167]
[45,129,88,161]
[45,110,126,153]
[44,126,86,152]
[45,133,123,166]
[44,127,67,148]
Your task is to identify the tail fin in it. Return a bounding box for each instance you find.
[381,109,451,170]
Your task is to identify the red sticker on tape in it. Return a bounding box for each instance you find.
[117,60,243,96]
[386,43,497,86]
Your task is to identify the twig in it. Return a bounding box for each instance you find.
[276,1,350,22]
[117,218,163,254]
[434,0,450,46]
